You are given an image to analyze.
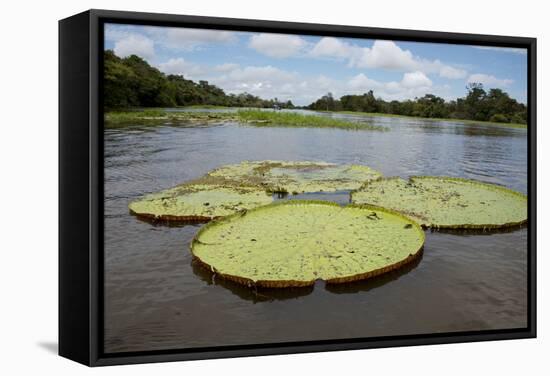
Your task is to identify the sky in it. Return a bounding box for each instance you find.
[104,23,527,106]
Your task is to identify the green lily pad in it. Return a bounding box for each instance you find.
[207,160,382,194]
[129,160,381,223]
[351,176,527,229]
[129,183,273,222]
[191,200,425,287]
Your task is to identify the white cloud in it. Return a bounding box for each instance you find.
[106,25,238,62]
[157,56,449,105]
[224,65,296,82]
[248,33,308,58]
[348,73,381,90]
[439,65,468,79]
[105,27,130,42]
[157,58,205,79]
[214,63,240,72]
[347,71,435,101]
[310,37,355,60]
[361,40,418,71]
[207,65,339,104]
[467,73,514,87]
[401,71,432,88]
[203,62,443,105]
[164,28,236,50]
[212,65,298,98]
[313,75,340,90]
[113,34,155,60]
[473,46,527,55]
[310,38,467,79]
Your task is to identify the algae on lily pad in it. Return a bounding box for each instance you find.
[351,176,527,229]
[207,160,382,194]
[128,160,381,223]
[129,183,273,222]
[191,200,424,287]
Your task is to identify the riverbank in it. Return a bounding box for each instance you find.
[104,109,385,131]
[319,110,527,129]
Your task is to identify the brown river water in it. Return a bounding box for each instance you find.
[103,110,528,353]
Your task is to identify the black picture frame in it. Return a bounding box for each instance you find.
[59,8,537,367]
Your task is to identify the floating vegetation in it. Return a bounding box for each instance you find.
[128,161,383,222]
[351,176,527,230]
[104,109,387,131]
[235,110,386,131]
[105,110,238,127]
[191,200,425,287]
[129,183,273,222]
[207,160,383,194]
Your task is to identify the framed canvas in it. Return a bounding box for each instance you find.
[59,9,536,366]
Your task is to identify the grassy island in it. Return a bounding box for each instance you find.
[104,109,386,131]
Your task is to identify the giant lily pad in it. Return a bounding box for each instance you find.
[351,176,527,229]
[207,160,382,194]
[129,183,273,222]
[191,200,425,287]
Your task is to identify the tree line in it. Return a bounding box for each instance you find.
[103,50,294,109]
[104,50,526,125]
[307,84,527,124]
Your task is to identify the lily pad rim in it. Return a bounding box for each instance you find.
[128,182,273,223]
[129,209,219,224]
[190,199,425,288]
[351,175,528,230]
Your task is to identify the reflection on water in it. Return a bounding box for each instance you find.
[191,260,315,303]
[104,110,528,353]
[324,251,423,295]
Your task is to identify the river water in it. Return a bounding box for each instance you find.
[103,110,528,353]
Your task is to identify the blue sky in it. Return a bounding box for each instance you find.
[105,23,527,106]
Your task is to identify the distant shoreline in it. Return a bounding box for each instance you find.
[104,107,526,130]
[317,110,527,129]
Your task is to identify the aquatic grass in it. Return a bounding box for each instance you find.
[236,110,385,131]
[104,108,387,131]
[104,110,237,127]
[180,104,232,109]
[191,200,425,287]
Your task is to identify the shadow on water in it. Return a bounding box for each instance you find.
[191,252,423,301]
[429,223,527,236]
[191,260,314,303]
[131,212,209,228]
[325,252,423,295]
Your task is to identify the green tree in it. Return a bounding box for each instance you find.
[103,50,293,110]
[464,83,488,120]
[103,50,139,108]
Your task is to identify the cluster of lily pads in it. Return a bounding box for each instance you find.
[129,160,527,288]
